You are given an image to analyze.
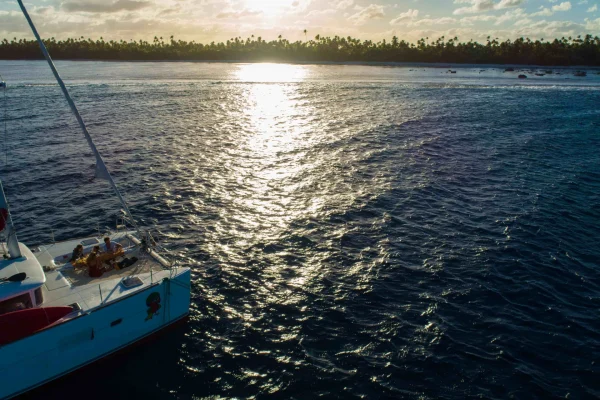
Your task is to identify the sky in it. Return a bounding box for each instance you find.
[0,0,599,44]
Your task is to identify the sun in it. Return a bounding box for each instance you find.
[245,0,290,15]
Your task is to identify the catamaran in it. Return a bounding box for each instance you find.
[0,1,191,398]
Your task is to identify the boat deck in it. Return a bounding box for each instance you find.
[34,231,168,286]
[31,231,177,313]
[59,251,164,287]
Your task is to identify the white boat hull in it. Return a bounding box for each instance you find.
[0,267,190,399]
[0,4,194,397]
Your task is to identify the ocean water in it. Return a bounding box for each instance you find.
[1,60,600,399]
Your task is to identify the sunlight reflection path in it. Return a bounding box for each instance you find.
[229,64,315,236]
[212,64,326,294]
[234,63,309,83]
[205,63,398,300]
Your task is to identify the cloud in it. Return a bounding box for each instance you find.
[390,9,419,25]
[348,4,385,25]
[494,7,526,24]
[395,18,587,44]
[585,16,600,29]
[306,8,337,17]
[0,0,593,46]
[216,9,263,19]
[519,19,582,36]
[496,0,525,8]
[588,4,598,12]
[408,17,458,27]
[453,0,495,14]
[459,14,497,25]
[453,0,525,14]
[332,0,354,10]
[290,0,312,12]
[530,1,572,16]
[159,7,180,16]
[552,1,572,11]
[531,7,554,16]
[514,17,533,26]
[61,0,152,13]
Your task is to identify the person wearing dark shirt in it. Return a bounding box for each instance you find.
[87,245,113,277]
[69,244,84,263]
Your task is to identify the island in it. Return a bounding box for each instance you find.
[1,35,600,66]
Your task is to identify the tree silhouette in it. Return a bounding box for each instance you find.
[0,34,599,65]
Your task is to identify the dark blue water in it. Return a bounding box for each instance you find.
[1,61,600,399]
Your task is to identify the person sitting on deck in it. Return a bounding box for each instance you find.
[103,237,123,255]
[69,244,84,263]
[102,237,124,270]
[87,245,113,277]
[70,244,89,269]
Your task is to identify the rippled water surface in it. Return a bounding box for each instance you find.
[1,61,600,399]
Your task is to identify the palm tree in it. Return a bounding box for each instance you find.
[1,33,600,64]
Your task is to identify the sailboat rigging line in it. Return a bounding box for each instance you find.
[16,0,138,232]
[0,74,6,166]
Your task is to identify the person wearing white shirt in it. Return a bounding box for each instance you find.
[103,237,123,254]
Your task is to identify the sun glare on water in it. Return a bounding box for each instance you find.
[234,63,308,83]
[225,63,315,234]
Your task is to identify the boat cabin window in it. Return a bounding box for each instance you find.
[0,293,33,316]
[34,287,43,306]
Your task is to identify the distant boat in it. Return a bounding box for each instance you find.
[545,70,553,74]
[574,71,587,77]
[504,68,515,72]
[535,73,545,77]
[518,74,527,79]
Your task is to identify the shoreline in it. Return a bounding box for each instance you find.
[1,59,600,70]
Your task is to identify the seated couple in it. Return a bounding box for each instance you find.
[70,237,124,277]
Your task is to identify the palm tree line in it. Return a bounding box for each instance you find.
[1,34,600,65]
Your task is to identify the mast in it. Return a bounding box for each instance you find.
[17,0,137,230]
[0,180,21,259]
